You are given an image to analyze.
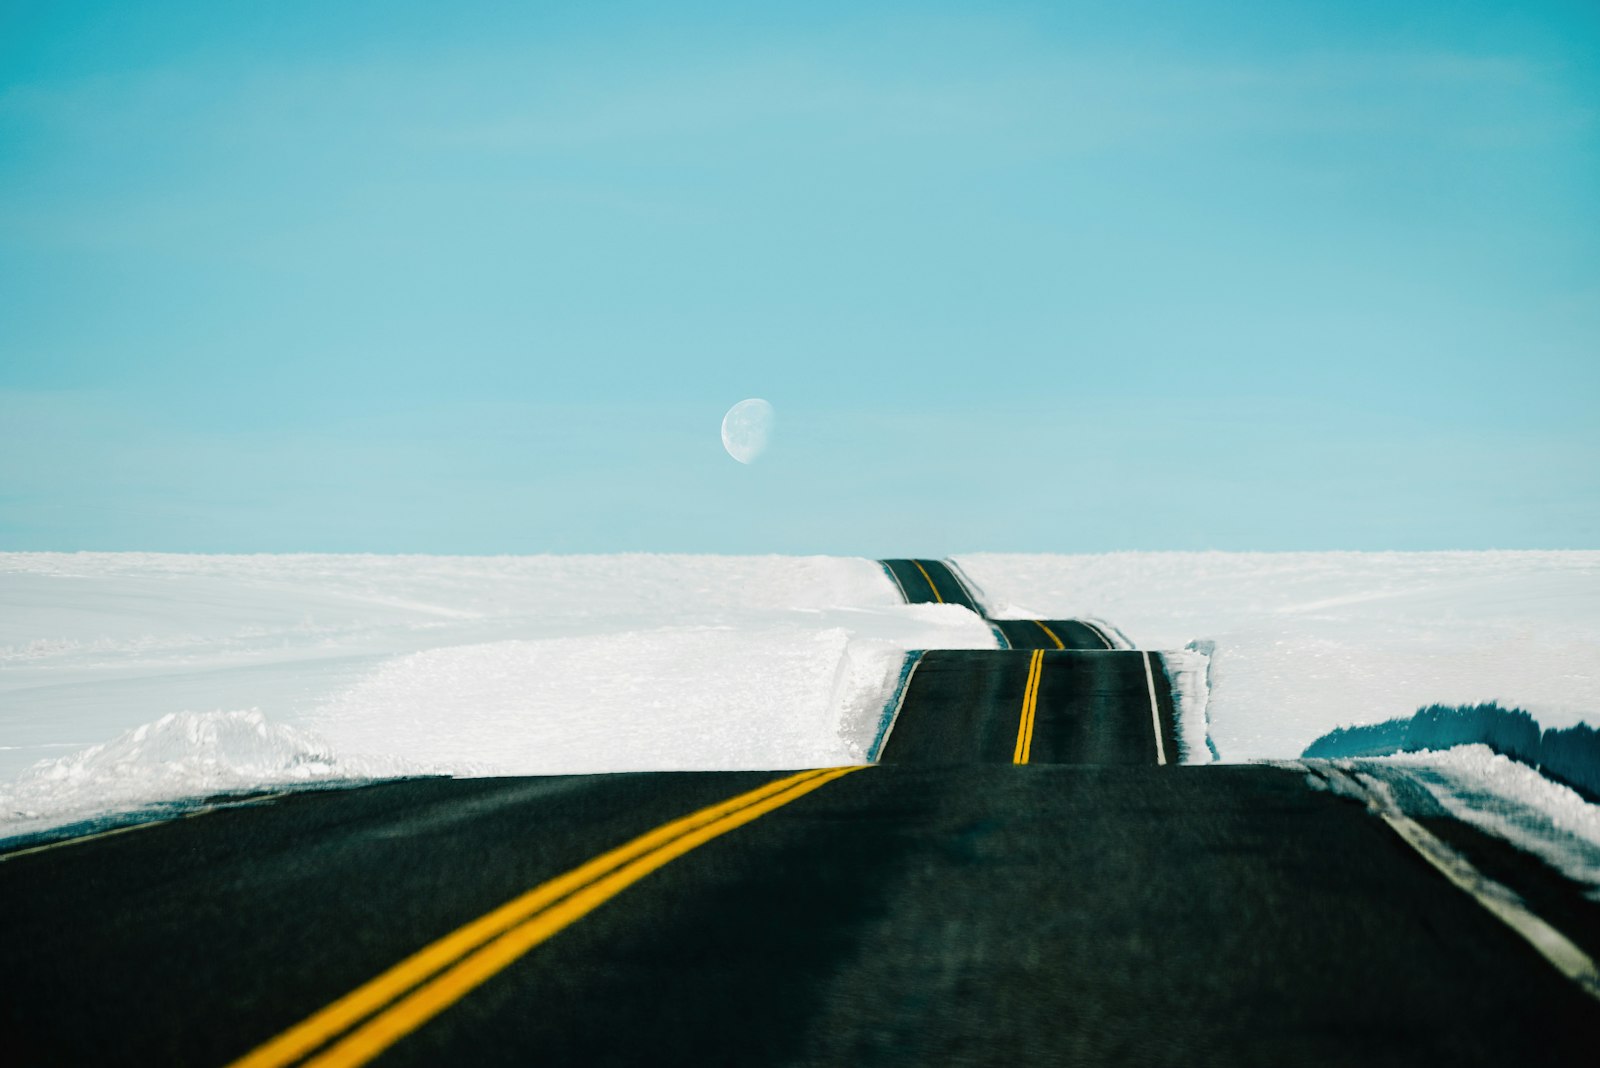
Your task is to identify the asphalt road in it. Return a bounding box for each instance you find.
[3,765,1597,1067]
[879,559,981,610]
[877,561,1112,651]
[991,617,1114,650]
[878,650,1182,765]
[875,560,1176,764]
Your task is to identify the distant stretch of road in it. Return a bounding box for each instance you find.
[989,617,1113,650]
[877,559,1180,764]
[879,558,982,610]
[3,765,1597,1066]
[879,650,1179,765]
[879,559,1116,649]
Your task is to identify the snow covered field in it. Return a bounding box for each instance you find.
[957,551,1600,763]
[3,549,1597,841]
[0,553,991,836]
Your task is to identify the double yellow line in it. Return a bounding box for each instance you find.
[1012,649,1045,764]
[229,766,861,1068]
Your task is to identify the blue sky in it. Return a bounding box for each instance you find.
[2,1,1596,553]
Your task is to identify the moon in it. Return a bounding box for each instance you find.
[720,398,775,464]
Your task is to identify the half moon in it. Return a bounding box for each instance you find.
[721,398,775,464]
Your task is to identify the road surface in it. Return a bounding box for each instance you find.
[878,650,1181,765]
[2,765,1597,1066]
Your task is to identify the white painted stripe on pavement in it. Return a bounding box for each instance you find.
[869,654,923,763]
[1333,768,1600,1001]
[1081,621,1114,650]
[1141,651,1167,766]
[880,562,911,603]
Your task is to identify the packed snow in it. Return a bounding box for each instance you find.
[4,549,1598,843]
[4,709,417,837]
[0,553,992,837]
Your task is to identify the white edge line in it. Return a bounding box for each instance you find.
[868,653,923,763]
[1141,651,1167,766]
[940,558,990,615]
[0,818,167,862]
[0,790,292,863]
[1081,620,1115,650]
[1333,768,1600,1000]
[879,561,911,603]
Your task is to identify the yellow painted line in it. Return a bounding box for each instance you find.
[910,560,945,604]
[227,766,862,1068]
[1031,620,1066,650]
[1012,650,1044,764]
[1025,650,1043,760]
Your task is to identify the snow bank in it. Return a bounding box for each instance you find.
[1364,746,1600,898]
[0,710,417,839]
[1,553,994,837]
[301,622,974,775]
[1161,644,1216,764]
[1307,702,1600,803]
[956,551,1600,763]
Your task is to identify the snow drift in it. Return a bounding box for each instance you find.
[0,552,994,837]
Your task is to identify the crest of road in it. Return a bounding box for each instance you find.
[875,559,1178,765]
[2,558,1598,1065]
